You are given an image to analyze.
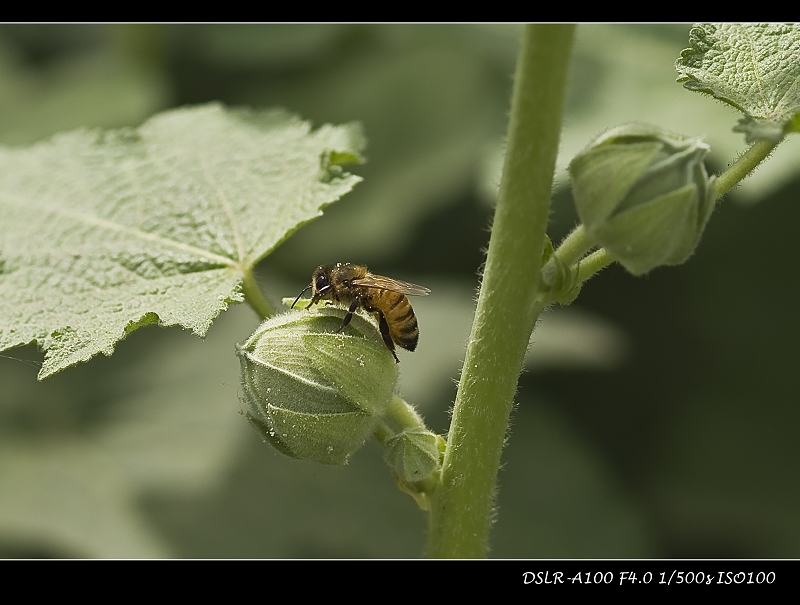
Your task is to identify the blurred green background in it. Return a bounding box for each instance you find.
[1,24,799,558]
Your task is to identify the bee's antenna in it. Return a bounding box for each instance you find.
[291,283,313,309]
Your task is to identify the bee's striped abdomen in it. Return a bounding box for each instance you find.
[372,290,419,352]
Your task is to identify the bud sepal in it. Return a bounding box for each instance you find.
[374,395,444,510]
[384,427,442,484]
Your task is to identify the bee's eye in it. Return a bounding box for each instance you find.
[315,275,329,291]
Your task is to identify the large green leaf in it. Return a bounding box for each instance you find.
[0,103,364,378]
[676,23,800,142]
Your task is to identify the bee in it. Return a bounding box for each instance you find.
[292,263,430,363]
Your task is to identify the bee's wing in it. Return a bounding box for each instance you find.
[352,274,430,296]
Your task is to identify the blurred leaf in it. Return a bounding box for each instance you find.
[526,308,628,371]
[0,440,172,558]
[0,104,364,378]
[0,29,171,146]
[256,26,512,268]
[173,24,353,70]
[676,24,800,142]
[95,311,250,493]
[0,305,252,558]
[393,281,475,411]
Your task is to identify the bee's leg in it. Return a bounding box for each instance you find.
[336,297,361,332]
[374,308,400,363]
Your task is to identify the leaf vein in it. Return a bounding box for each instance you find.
[198,152,246,264]
[0,192,236,267]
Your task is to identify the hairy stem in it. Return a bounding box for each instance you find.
[425,24,575,558]
[714,139,778,199]
[575,248,615,283]
[552,224,595,267]
[241,268,276,320]
[375,395,430,441]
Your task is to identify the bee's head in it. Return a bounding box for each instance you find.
[291,265,330,310]
[311,265,334,297]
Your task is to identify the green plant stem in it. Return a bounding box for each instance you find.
[714,139,778,199]
[575,248,615,283]
[552,224,596,267]
[240,268,276,320]
[425,24,575,558]
[374,395,428,441]
[541,224,597,293]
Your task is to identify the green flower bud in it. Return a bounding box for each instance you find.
[384,426,443,484]
[237,307,398,465]
[569,123,716,275]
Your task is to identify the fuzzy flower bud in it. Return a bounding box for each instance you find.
[237,307,398,465]
[569,123,716,275]
[384,426,443,484]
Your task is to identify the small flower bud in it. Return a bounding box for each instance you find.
[384,426,443,484]
[569,123,716,275]
[237,307,398,465]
